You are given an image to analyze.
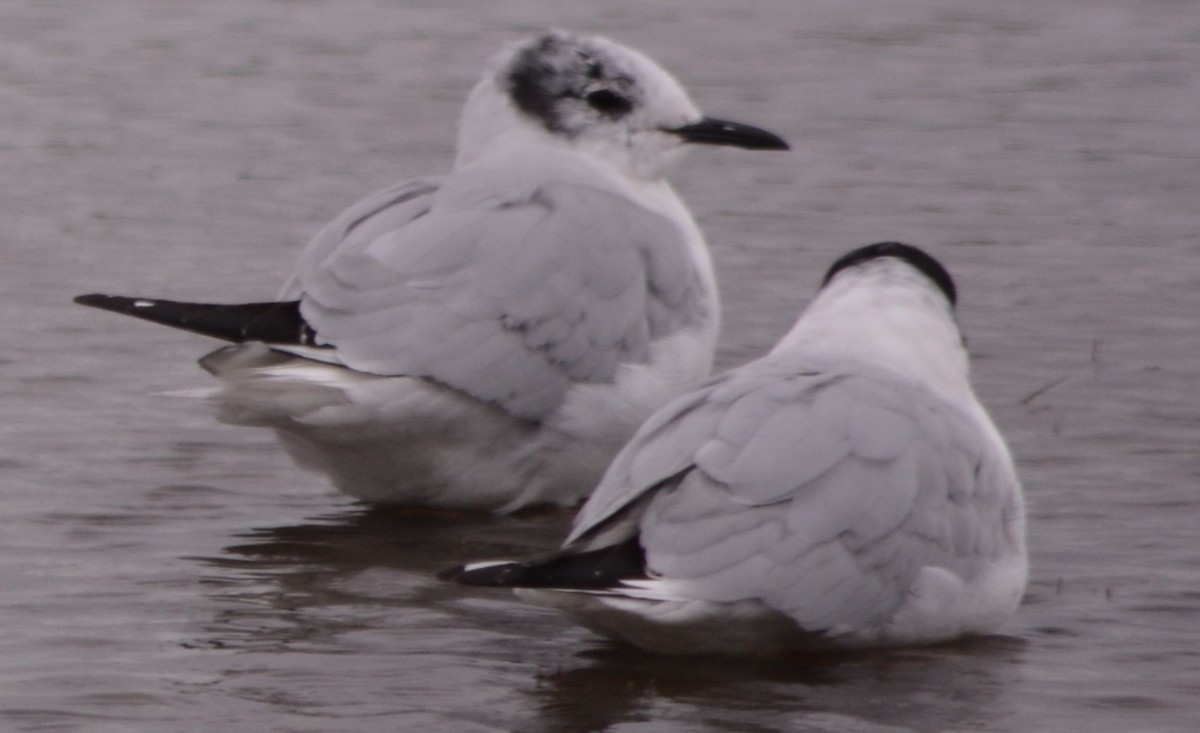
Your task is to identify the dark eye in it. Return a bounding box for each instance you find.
[585,89,633,116]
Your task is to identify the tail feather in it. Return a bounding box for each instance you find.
[441,537,647,589]
[74,294,321,346]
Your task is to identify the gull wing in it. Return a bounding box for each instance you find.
[566,359,1021,632]
[288,161,705,421]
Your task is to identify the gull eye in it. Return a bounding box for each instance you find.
[585,89,633,116]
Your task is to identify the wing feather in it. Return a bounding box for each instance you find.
[286,164,704,421]
[565,359,1016,635]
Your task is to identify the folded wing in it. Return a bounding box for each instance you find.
[289,171,705,421]
[564,360,1016,634]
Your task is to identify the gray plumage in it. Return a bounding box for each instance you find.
[74,30,787,510]
[451,243,1028,653]
[284,164,706,422]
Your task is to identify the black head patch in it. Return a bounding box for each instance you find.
[505,32,639,135]
[821,241,957,306]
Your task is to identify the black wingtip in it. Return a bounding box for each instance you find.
[75,293,139,310]
[74,293,107,307]
[443,537,647,590]
[73,293,321,346]
[74,293,179,322]
[440,561,534,587]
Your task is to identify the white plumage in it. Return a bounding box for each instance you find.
[76,30,787,511]
[450,242,1028,655]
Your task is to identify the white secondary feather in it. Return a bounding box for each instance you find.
[199,30,786,510]
[502,243,1028,655]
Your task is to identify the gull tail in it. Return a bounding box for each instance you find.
[440,537,647,590]
[73,294,319,346]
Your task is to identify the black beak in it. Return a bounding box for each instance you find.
[667,117,790,151]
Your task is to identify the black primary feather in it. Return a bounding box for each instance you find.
[73,294,322,346]
[442,536,647,589]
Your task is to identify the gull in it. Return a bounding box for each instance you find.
[74,30,788,512]
[447,242,1028,656]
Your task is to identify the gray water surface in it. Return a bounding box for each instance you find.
[3,1,1199,731]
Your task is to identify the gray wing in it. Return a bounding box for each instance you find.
[570,360,1021,632]
[287,172,704,421]
[565,368,747,546]
[280,177,443,300]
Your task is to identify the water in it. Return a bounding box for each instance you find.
[3,1,1198,730]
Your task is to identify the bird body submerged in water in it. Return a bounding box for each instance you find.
[448,243,1028,656]
[75,31,788,512]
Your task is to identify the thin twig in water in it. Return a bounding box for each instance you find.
[1019,375,1072,406]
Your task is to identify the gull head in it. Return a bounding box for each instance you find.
[820,241,958,309]
[456,31,788,179]
[772,242,971,403]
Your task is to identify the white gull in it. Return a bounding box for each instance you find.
[75,30,788,511]
[448,242,1028,655]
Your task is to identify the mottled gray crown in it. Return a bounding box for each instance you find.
[504,32,641,136]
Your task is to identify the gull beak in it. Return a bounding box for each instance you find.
[667,117,790,151]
